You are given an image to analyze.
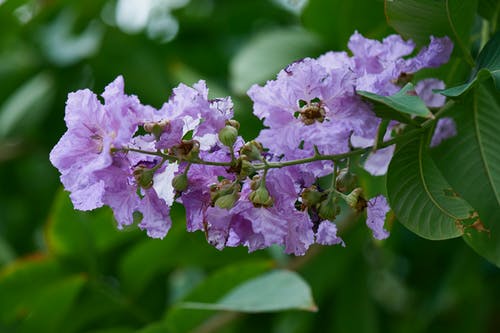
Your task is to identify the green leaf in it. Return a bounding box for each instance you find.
[433,80,500,266]
[18,275,86,333]
[439,32,500,97]
[0,72,55,138]
[46,189,139,264]
[302,0,389,49]
[478,0,500,21]
[178,270,317,313]
[0,256,65,324]
[119,205,266,297]
[229,27,320,94]
[386,135,477,240]
[385,0,477,63]
[357,83,433,119]
[165,260,272,333]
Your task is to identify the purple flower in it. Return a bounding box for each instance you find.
[404,36,453,72]
[157,80,233,150]
[138,188,172,239]
[50,76,142,210]
[351,135,395,176]
[248,57,377,180]
[416,79,446,108]
[316,221,345,246]
[366,195,390,240]
[430,117,457,147]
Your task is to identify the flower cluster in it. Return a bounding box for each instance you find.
[50,32,456,255]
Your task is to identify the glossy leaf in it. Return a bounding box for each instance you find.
[439,32,500,97]
[357,83,433,119]
[179,270,317,313]
[433,81,500,266]
[165,261,272,333]
[387,135,477,240]
[385,0,477,62]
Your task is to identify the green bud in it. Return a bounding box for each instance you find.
[301,186,323,207]
[210,180,240,204]
[345,187,367,212]
[318,195,340,221]
[336,168,357,193]
[133,166,154,189]
[170,140,200,161]
[249,185,274,207]
[226,119,240,130]
[144,119,170,139]
[172,173,188,191]
[239,159,256,179]
[239,140,264,161]
[249,175,261,191]
[218,125,238,147]
[214,192,240,209]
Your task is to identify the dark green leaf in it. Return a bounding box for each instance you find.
[357,83,433,119]
[179,270,317,313]
[439,32,500,96]
[387,135,477,240]
[0,256,65,324]
[385,0,477,63]
[18,275,86,333]
[302,0,389,49]
[433,80,500,266]
[478,0,500,21]
[46,189,139,264]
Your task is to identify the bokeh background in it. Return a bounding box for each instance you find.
[0,0,499,332]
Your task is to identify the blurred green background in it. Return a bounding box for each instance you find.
[0,0,499,332]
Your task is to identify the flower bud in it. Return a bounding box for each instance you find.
[210,180,240,204]
[239,140,264,161]
[336,168,357,193]
[133,166,154,189]
[318,195,340,221]
[239,159,256,179]
[226,119,240,130]
[249,185,274,207]
[144,119,170,139]
[172,173,188,191]
[345,187,367,212]
[170,140,200,161]
[301,186,323,207]
[218,125,238,147]
[214,192,240,209]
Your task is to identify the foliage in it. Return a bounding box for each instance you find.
[0,0,499,332]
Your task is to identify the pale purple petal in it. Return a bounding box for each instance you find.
[363,145,395,176]
[366,195,390,240]
[404,36,453,73]
[138,189,171,239]
[430,117,457,147]
[316,221,345,246]
[416,79,446,108]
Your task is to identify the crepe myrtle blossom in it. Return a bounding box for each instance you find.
[50,31,454,255]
